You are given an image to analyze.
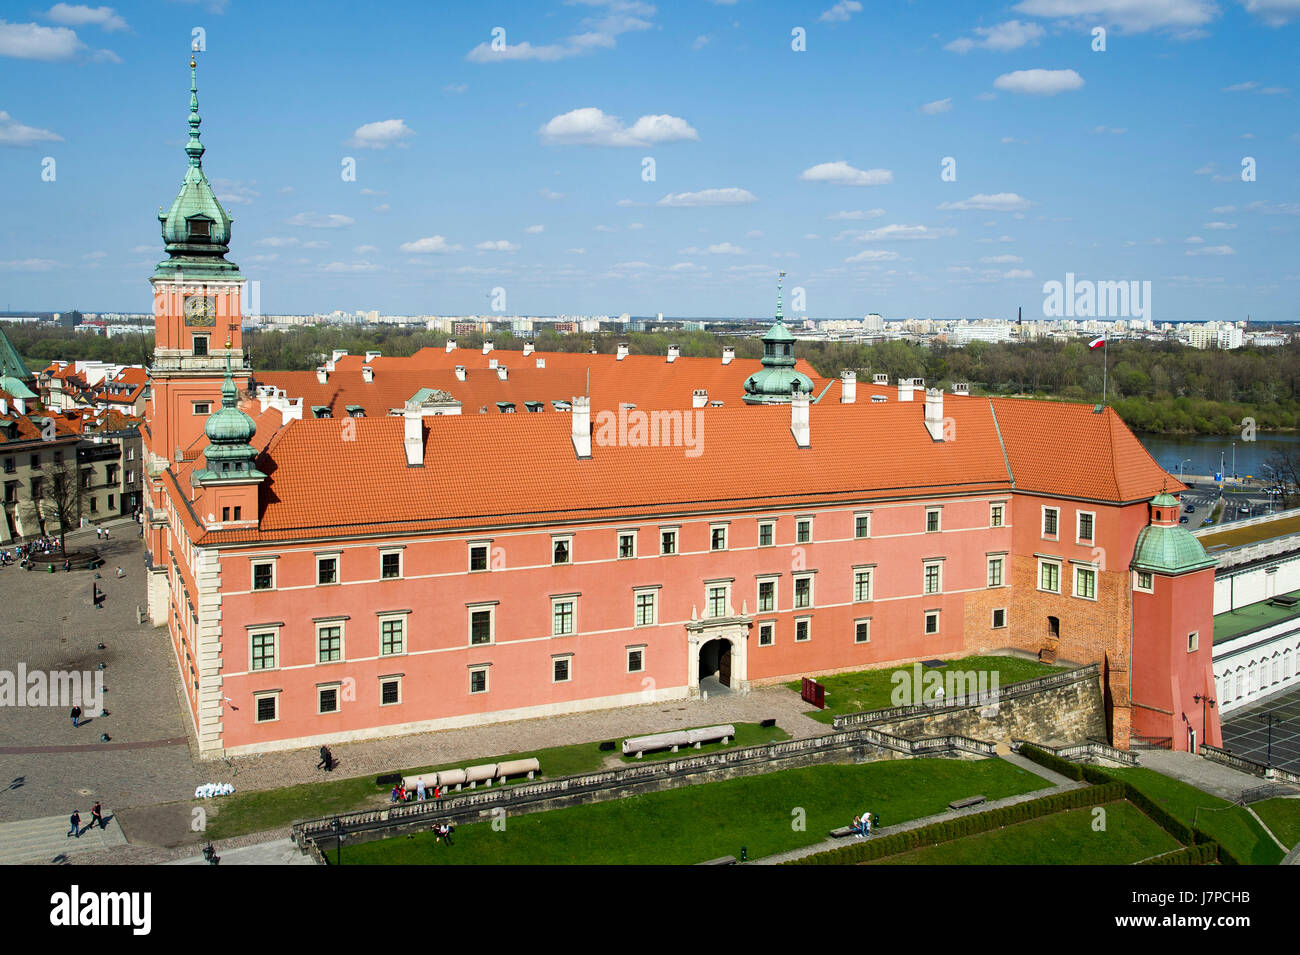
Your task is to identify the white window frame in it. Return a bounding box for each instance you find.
[552,596,577,636]
[250,558,276,592]
[992,608,1007,629]
[617,530,637,559]
[317,682,342,715]
[249,627,279,672]
[467,603,495,647]
[660,527,679,556]
[551,535,573,566]
[626,645,646,674]
[854,511,871,539]
[853,566,873,603]
[1188,631,1199,653]
[924,610,940,635]
[990,502,1005,528]
[1038,558,1062,594]
[469,665,490,695]
[793,573,814,610]
[854,617,871,644]
[796,517,813,544]
[925,507,942,533]
[987,555,1005,588]
[192,400,211,415]
[1073,564,1098,601]
[379,548,403,581]
[379,675,402,706]
[316,552,340,586]
[468,541,491,573]
[710,523,728,552]
[756,575,779,614]
[378,612,408,656]
[758,520,776,548]
[1133,570,1154,594]
[253,690,279,724]
[316,620,345,663]
[794,616,811,643]
[923,560,943,596]
[705,581,732,619]
[552,654,573,684]
[633,588,658,628]
[1041,506,1060,540]
[1076,510,1096,545]
[758,620,775,647]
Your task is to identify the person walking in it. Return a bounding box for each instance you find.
[316,745,333,771]
[70,705,82,728]
[90,801,105,830]
[68,810,81,838]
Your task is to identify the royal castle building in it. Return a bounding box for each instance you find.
[142,60,1222,758]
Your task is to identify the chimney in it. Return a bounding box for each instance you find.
[873,373,888,385]
[497,365,508,381]
[331,349,348,363]
[924,388,945,441]
[523,341,535,356]
[455,365,466,382]
[953,382,970,396]
[722,346,735,365]
[488,357,498,369]
[617,343,630,361]
[403,406,425,466]
[571,395,591,459]
[536,357,546,369]
[365,350,381,362]
[316,366,328,384]
[445,338,457,353]
[897,379,914,402]
[362,365,374,383]
[482,340,494,355]
[666,344,680,363]
[791,391,811,448]
[840,370,857,404]
[692,389,708,409]
[871,394,887,403]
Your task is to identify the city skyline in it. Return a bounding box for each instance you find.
[2,1,1298,320]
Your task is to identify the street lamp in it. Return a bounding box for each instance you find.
[1193,693,1215,754]
[1178,458,1191,481]
[330,816,346,866]
[1259,713,1282,773]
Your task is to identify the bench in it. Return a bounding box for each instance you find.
[829,825,856,838]
[948,795,986,810]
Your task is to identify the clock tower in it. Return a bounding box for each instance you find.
[143,54,249,623]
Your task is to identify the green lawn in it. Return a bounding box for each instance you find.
[870,801,1181,865]
[784,655,1066,725]
[1102,767,1284,865]
[340,756,1052,865]
[202,722,782,840]
[1251,797,1300,850]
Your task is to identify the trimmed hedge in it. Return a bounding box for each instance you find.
[1139,844,1219,866]
[787,782,1124,865]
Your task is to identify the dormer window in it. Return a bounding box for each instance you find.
[188,217,210,239]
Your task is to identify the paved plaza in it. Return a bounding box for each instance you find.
[1221,685,1300,775]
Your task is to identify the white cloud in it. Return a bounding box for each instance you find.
[286,212,354,229]
[1092,125,1127,135]
[539,107,699,147]
[691,34,710,50]
[476,240,519,252]
[1186,235,1205,243]
[353,244,379,255]
[938,192,1033,212]
[0,258,58,270]
[1260,86,1291,95]
[1211,205,1237,214]
[212,178,259,205]
[945,20,1044,53]
[827,209,885,221]
[540,188,566,200]
[0,109,62,145]
[1001,136,1027,144]
[921,98,953,115]
[0,20,83,59]
[1203,221,1236,230]
[1186,245,1235,255]
[465,2,654,62]
[670,262,707,273]
[1194,163,1217,175]
[82,250,106,259]
[799,161,893,186]
[627,222,644,230]
[993,68,1084,96]
[44,5,127,31]
[681,242,747,255]
[1238,0,1300,27]
[593,224,616,232]
[400,235,462,254]
[818,1,862,23]
[978,235,1015,243]
[359,187,387,197]
[525,224,545,234]
[320,261,383,273]
[1011,0,1219,34]
[746,230,765,238]
[1003,268,1035,279]
[1223,81,1259,91]
[443,83,468,94]
[373,203,391,213]
[566,248,587,255]
[255,236,299,247]
[981,254,1024,263]
[347,119,414,149]
[846,224,955,242]
[845,249,900,262]
[657,187,757,207]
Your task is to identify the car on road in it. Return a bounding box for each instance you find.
[1179,516,1190,523]
[1239,506,1250,514]
[1184,505,1195,512]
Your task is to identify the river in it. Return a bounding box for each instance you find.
[1135,432,1300,481]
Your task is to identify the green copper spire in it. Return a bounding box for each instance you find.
[155,52,241,281]
[775,270,784,322]
[194,352,262,483]
[743,272,813,404]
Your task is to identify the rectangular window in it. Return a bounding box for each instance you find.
[89,497,97,513]
[1039,560,1061,594]
[855,513,871,539]
[1188,631,1199,653]
[192,402,210,415]
[710,525,727,551]
[925,610,940,635]
[660,529,677,555]
[758,521,774,547]
[987,557,1004,588]
[252,562,274,591]
[794,575,812,609]
[317,625,342,663]
[552,537,572,565]
[469,543,489,572]
[758,579,776,613]
[926,508,941,533]
[30,453,41,470]
[1135,570,1154,593]
[853,569,872,602]
[635,591,656,627]
[380,678,401,706]
[318,686,339,714]
[381,551,402,579]
[795,618,811,643]
[924,561,942,595]
[618,532,636,559]
[855,619,871,644]
[108,494,115,510]
[250,632,276,671]
[992,608,1006,629]
[317,556,338,585]
[796,519,812,544]
[469,667,488,694]
[469,608,493,646]
[192,336,208,357]
[552,599,575,636]
[1042,507,1059,538]
[1075,567,1097,600]
[758,622,775,647]
[1077,511,1095,543]
[221,506,230,522]
[553,657,571,683]
[707,584,729,618]
[627,647,645,673]
[990,503,1004,527]
[380,618,404,655]
[233,505,241,521]
[255,694,277,723]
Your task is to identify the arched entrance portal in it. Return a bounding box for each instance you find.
[699,638,733,692]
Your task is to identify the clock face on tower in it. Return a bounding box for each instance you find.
[184,294,217,327]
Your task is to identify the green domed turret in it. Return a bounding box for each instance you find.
[154,55,240,281]
[194,355,263,482]
[743,273,814,404]
[1131,492,1217,576]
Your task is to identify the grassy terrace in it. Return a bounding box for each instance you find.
[1197,512,1300,552]
[339,757,1052,865]
[1103,767,1284,865]
[1212,589,1300,645]
[869,801,1180,866]
[783,655,1066,725]
[1251,797,1300,850]
[202,721,788,840]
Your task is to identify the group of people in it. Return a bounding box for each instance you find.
[390,780,443,803]
[67,801,106,838]
[851,811,875,838]
[2,537,61,568]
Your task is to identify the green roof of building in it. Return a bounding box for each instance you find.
[1132,523,1218,576]
[195,356,261,482]
[0,326,34,387]
[1213,589,1300,645]
[0,374,37,400]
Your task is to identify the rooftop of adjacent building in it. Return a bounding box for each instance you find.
[1213,588,1300,645]
[1195,509,1300,554]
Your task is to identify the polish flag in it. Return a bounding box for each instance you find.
[1088,336,1106,349]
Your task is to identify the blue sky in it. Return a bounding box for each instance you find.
[1,0,1298,321]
